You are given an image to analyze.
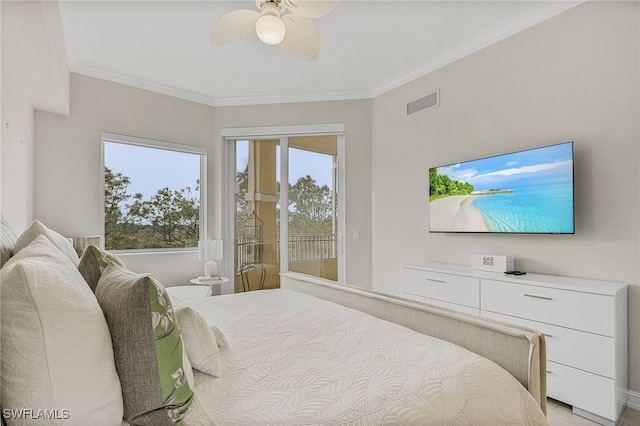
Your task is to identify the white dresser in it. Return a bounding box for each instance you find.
[400,262,628,426]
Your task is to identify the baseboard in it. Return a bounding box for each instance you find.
[627,389,640,411]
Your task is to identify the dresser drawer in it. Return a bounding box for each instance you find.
[546,361,617,421]
[482,311,615,378]
[401,267,479,308]
[481,279,615,336]
[400,292,480,316]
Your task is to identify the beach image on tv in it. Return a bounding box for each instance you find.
[429,142,574,233]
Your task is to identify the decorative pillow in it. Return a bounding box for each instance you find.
[176,307,222,377]
[13,220,79,266]
[0,235,123,425]
[72,235,104,257]
[95,263,193,425]
[0,215,17,267]
[78,244,126,292]
[211,325,230,348]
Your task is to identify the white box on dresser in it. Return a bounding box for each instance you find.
[400,262,628,426]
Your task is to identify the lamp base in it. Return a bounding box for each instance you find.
[204,260,218,278]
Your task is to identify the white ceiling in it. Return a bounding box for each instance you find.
[59,1,582,107]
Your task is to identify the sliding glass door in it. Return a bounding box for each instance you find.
[285,137,338,281]
[226,125,344,293]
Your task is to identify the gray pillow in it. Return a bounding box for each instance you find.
[78,244,126,292]
[95,263,193,425]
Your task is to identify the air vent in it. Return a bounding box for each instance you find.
[407,90,440,115]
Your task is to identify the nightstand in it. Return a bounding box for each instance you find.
[190,277,229,296]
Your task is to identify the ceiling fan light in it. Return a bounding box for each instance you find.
[256,14,286,45]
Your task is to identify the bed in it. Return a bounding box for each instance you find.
[0,219,548,426]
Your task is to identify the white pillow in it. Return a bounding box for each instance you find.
[211,325,230,348]
[0,235,123,425]
[0,215,17,267]
[176,307,222,377]
[13,220,79,266]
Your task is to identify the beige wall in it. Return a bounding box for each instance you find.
[1,1,69,231]
[371,1,640,394]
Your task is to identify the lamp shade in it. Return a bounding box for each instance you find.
[198,240,223,261]
[256,14,286,45]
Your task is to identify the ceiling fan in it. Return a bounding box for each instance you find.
[210,0,340,62]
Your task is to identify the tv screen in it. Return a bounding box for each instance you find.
[429,141,575,234]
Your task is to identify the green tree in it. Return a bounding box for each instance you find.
[127,186,200,248]
[429,169,474,201]
[177,184,200,245]
[288,175,332,235]
[104,166,200,250]
[235,165,249,231]
[429,168,438,196]
[104,167,135,249]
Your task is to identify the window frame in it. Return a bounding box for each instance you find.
[222,123,346,284]
[101,132,207,254]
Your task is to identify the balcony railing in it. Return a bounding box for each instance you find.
[236,234,337,266]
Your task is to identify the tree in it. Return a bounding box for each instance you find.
[177,184,200,244]
[429,169,474,201]
[104,167,200,250]
[104,167,135,249]
[429,168,438,196]
[127,187,200,248]
[235,165,249,231]
[288,175,333,235]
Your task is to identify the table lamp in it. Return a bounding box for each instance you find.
[198,239,223,278]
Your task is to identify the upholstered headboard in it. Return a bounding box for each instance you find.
[281,271,548,414]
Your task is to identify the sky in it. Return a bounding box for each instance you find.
[106,140,333,202]
[236,140,334,188]
[436,141,573,190]
[105,142,201,199]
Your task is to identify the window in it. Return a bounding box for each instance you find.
[102,133,206,251]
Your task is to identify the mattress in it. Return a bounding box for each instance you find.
[178,289,548,425]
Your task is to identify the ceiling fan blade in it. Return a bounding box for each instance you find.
[210,9,259,45]
[282,0,340,19]
[277,15,319,61]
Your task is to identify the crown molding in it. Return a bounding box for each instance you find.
[70,62,372,107]
[371,1,585,98]
[211,88,373,107]
[70,63,222,106]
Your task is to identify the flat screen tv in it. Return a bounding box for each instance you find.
[429,141,575,234]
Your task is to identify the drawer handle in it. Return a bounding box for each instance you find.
[426,278,446,283]
[543,333,554,338]
[524,293,553,301]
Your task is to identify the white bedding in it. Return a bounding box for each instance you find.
[177,289,547,425]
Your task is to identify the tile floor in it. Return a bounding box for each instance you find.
[547,399,640,426]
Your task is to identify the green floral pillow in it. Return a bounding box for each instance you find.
[95,263,193,425]
[149,277,193,420]
[78,245,125,292]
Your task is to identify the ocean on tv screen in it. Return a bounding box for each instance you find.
[470,182,574,233]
